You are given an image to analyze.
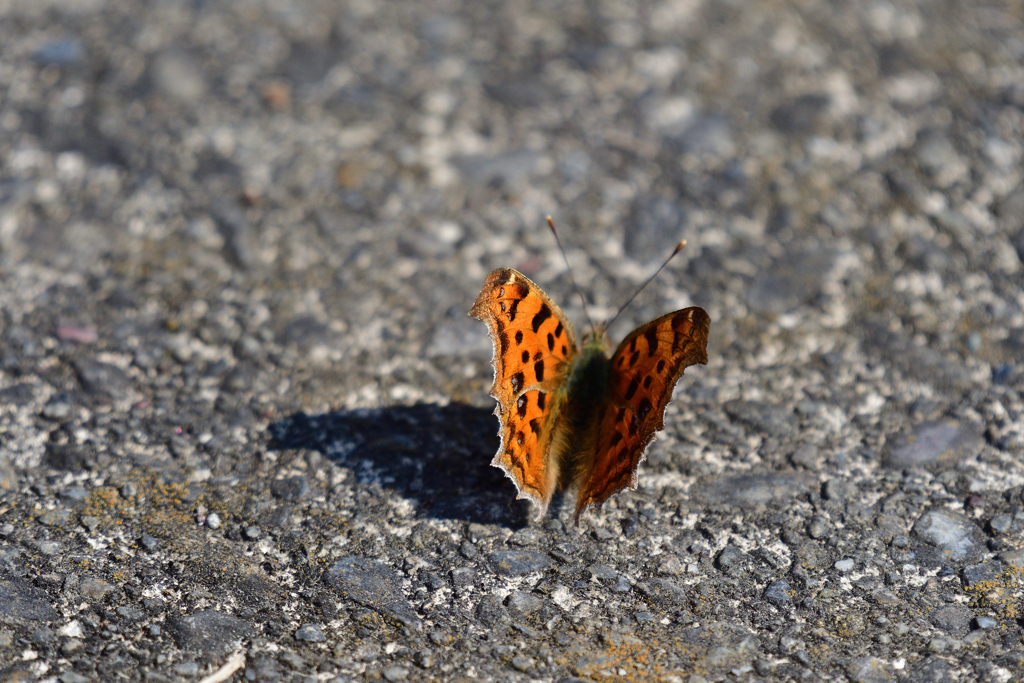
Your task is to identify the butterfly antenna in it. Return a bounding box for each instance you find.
[605,240,687,330]
[547,215,597,332]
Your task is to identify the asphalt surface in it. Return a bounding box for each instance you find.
[2,1,1024,682]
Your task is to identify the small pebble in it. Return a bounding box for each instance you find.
[989,514,1013,535]
[511,655,532,672]
[295,624,325,642]
[382,666,408,681]
[244,526,261,540]
[974,616,997,630]
[834,559,855,572]
[808,516,829,539]
[60,672,91,683]
[206,512,222,529]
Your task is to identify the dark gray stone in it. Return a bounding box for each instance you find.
[450,567,476,588]
[842,656,894,683]
[974,616,997,630]
[911,509,986,566]
[213,199,259,270]
[74,359,132,397]
[43,443,90,471]
[588,564,618,582]
[910,657,952,683]
[167,610,255,655]
[324,557,421,630]
[115,606,145,621]
[770,93,830,135]
[270,476,309,501]
[475,593,508,627]
[716,546,749,575]
[507,527,542,547]
[882,422,983,470]
[29,626,55,644]
[929,605,972,637]
[723,400,796,436]
[989,513,1013,535]
[139,533,159,551]
[452,149,538,191]
[60,672,92,683]
[764,580,793,606]
[295,623,325,642]
[488,550,550,576]
[0,578,59,621]
[635,578,686,606]
[505,590,542,616]
[696,471,814,511]
[79,576,114,600]
[0,383,35,406]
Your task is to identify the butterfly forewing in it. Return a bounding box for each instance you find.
[470,268,579,514]
[574,306,710,520]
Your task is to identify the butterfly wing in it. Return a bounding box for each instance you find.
[573,306,710,521]
[470,268,579,516]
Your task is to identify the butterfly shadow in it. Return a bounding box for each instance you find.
[267,403,532,527]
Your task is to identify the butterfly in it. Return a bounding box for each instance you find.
[470,220,710,522]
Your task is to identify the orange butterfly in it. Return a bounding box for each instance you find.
[470,218,710,522]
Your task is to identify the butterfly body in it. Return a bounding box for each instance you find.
[470,267,709,522]
[549,336,610,488]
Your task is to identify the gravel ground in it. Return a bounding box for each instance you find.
[2,0,1024,681]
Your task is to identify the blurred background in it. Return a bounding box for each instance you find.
[2,0,1022,413]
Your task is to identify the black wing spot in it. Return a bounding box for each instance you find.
[561,344,567,355]
[644,327,659,354]
[529,418,541,434]
[516,431,525,446]
[629,337,638,353]
[618,356,625,368]
[629,351,640,367]
[554,321,563,338]
[656,359,666,374]
[547,332,555,352]
[517,393,528,418]
[521,350,530,363]
[534,359,545,382]
[609,432,623,447]
[499,332,509,359]
[533,350,543,361]
[500,301,506,312]
[511,372,524,393]
[624,376,640,401]
[629,414,639,436]
[638,397,653,422]
[643,376,652,389]
[515,330,524,345]
[536,393,546,411]
[532,303,552,333]
[508,298,521,322]
[617,448,628,463]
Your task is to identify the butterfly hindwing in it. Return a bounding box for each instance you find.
[573,306,710,520]
[470,268,579,515]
